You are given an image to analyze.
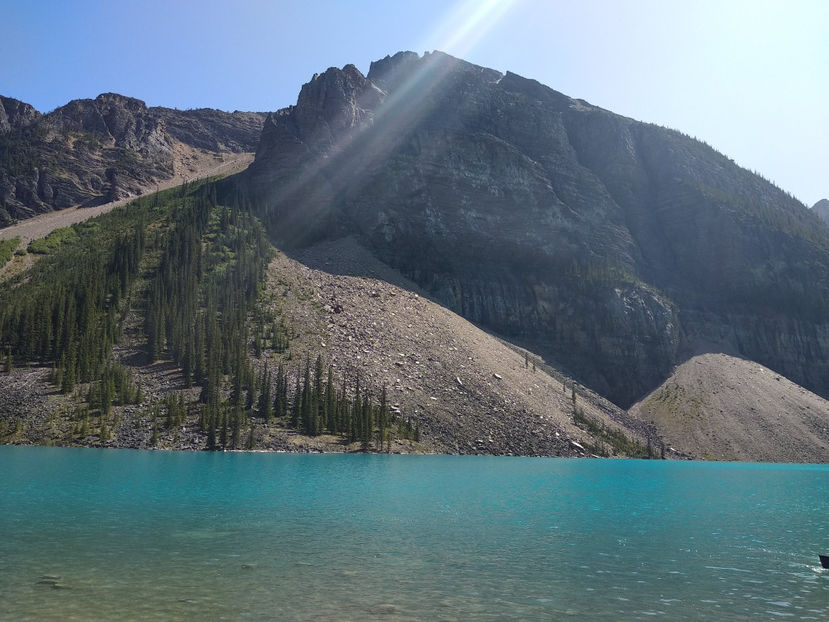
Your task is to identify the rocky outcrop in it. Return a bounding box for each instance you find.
[0,96,40,134]
[152,106,265,152]
[243,51,829,408]
[814,199,829,225]
[0,93,265,224]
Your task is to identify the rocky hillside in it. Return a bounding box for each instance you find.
[242,50,829,408]
[814,199,829,225]
[0,93,265,225]
[630,353,829,463]
[0,182,653,458]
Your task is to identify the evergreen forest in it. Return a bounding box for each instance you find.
[0,178,419,451]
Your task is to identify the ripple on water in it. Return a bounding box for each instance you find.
[0,449,827,621]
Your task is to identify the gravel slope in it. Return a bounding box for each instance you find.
[273,237,650,456]
[629,352,829,462]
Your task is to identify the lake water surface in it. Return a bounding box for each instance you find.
[1,447,827,620]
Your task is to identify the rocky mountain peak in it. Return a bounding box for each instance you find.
[0,96,40,134]
[292,64,384,150]
[366,50,421,91]
[48,92,163,152]
[813,198,829,225]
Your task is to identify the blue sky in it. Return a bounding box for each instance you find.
[2,0,827,206]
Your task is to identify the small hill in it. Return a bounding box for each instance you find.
[629,353,829,462]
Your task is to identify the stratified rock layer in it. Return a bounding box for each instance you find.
[244,51,829,407]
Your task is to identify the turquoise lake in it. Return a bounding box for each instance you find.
[1,447,827,621]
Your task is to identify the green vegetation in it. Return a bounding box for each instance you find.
[268,356,419,451]
[1,201,149,392]
[572,406,649,458]
[0,177,421,452]
[27,226,80,254]
[0,237,20,267]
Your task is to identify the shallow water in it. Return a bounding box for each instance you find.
[1,447,827,620]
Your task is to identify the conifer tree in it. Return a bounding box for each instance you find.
[220,406,229,450]
[100,414,110,441]
[301,362,313,435]
[258,365,273,421]
[291,367,302,429]
[273,363,286,419]
[325,365,336,433]
[232,405,243,448]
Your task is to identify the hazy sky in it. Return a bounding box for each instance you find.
[2,0,827,206]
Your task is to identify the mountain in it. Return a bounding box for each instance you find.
[241,50,829,408]
[814,199,829,225]
[0,93,265,225]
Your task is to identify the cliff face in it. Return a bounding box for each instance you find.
[244,51,829,407]
[0,93,265,224]
[814,199,829,226]
[0,96,40,134]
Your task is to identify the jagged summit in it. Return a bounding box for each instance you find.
[814,198,829,225]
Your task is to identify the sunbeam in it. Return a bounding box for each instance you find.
[422,0,522,60]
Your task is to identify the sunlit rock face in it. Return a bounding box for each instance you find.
[245,51,829,407]
[0,96,40,134]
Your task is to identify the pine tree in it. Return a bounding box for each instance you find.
[220,407,228,450]
[291,367,302,429]
[349,374,360,443]
[378,385,389,452]
[360,393,373,451]
[100,414,110,441]
[325,365,335,433]
[258,365,273,421]
[273,363,286,419]
[301,363,313,435]
[232,405,243,448]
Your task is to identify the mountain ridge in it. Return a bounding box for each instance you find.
[0,92,265,225]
